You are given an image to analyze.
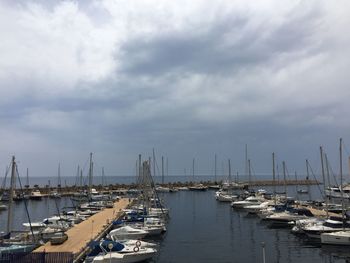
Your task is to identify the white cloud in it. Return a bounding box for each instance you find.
[0,0,350,175]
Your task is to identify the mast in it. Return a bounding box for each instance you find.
[192,158,195,181]
[166,157,169,177]
[228,159,232,183]
[161,156,164,185]
[7,156,16,235]
[306,159,311,199]
[102,167,105,187]
[272,153,276,206]
[248,159,252,187]
[282,161,287,196]
[57,163,61,189]
[80,168,83,188]
[25,168,29,188]
[325,154,331,187]
[245,144,248,181]
[88,152,93,195]
[294,171,298,196]
[138,154,142,186]
[214,154,217,183]
[152,148,156,177]
[340,138,345,227]
[320,146,329,218]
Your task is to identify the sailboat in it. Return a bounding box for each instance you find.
[0,156,38,254]
[321,138,350,245]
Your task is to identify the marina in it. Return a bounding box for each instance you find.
[0,142,350,262]
[34,198,130,259]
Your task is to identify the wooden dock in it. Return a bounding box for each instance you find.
[34,198,130,259]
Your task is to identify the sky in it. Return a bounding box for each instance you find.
[0,0,350,180]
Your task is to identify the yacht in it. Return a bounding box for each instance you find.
[29,189,43,200]
[321,230,350,245]
[108,226,149,240]
[231,196,265,209]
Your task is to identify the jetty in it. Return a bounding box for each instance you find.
[34,198,131,261]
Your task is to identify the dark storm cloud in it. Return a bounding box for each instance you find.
[120,9,322,76]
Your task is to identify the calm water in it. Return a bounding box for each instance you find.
[1,185,349,262]
[153,189,348,263]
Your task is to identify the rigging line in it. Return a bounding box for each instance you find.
[15,164,35,241]
[1,165,10,189]
[307,161,324,199]
[325,154,339,187]
[284,163,292,180]
[343,140,350,156]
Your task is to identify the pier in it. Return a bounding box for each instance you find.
[34,198,131,261]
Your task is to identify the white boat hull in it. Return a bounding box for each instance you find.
[92,248,157,263]
[321,231,350,245]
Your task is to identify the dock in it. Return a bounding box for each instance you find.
[34,198,130,260]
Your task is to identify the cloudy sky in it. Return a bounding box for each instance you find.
[0,0,349,180]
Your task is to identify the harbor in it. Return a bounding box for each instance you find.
[0,142,349,263]
[34,198,130,260]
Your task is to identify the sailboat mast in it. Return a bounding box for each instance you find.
[272,153,276,206]
[88,152,93,195]
[102,167,105,187]
[192,158,195,181]
[152,148,156,177]
[214,154,217,183]
[58,163,61,188]
[282,161,287,196]
[245,144,248,181]
[325,154,331,187]
[306,159,311,200]
[161,156,164,185]
[228,159,231,183]
[166,157,169,177]
[320,146,328,218]
[7,156,16,235]
[26,168,29,187]
[248,159,252,187]
[138,154,142,186]
[339,138,345,227]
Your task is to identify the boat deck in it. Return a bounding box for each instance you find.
[302,205,342,218]
[34,198,130,256]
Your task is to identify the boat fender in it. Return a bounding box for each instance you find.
[136,240,141,247]
[133,246,139,252]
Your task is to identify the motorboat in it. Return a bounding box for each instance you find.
[215,190,238,202]
[325,186,350,199]
[264,208,314,227]
[188,184,208,191]
[0,204,7,211]
[91,241,157,263]
[321,230,350,245]
[29,189,43,200]
[108,226,148,240]
[243,201,271,214]
[156,186,170,193]
[303,218,350,239]
[231,196,265,209]
[49,190,61,198]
